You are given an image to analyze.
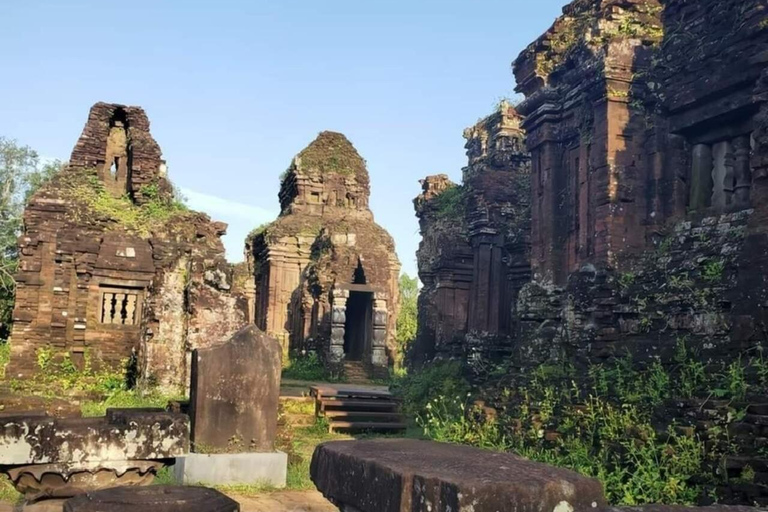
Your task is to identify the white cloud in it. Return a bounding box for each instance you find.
[181,188,275,221]
[180,188,277,263]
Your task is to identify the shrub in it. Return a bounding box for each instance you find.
[63,171,188,237]
[405,350,768,506]
[391,359,470,417]
[282,352,336,382]
[431,185,466,221]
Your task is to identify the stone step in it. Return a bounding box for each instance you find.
[324,410,403,421]
[320,399,399,411]
[328,421,407,433]
[311,386,397,400]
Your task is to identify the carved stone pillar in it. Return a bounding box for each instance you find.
[723,141,736,208]
[690,144,713,210]
[371,293,388,368]
[734,135,752,208]
[329,288,348,363]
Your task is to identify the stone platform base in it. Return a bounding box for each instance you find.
[173,452,287,487]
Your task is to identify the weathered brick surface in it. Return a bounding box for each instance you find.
[412,105,531,363]
[7,103,247,392]
[414,0,768,505]
[247,132,400,377]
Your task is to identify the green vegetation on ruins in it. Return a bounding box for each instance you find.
[393,343,768,506]
[282,351,344,382]
[431,184,466,221]
[58,169,189,238]
[295,131,367,177]
[7,347,183,417]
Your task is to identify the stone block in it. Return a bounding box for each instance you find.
[311,439,607,512]
[189,325,281,453]
[0,411,189,465]
[173,452,287,487]
[63,485,239,512]
[609,507,756,512]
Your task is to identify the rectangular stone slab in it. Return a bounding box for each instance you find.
[189,325,281,453]
[0,410,189,465]
[311,439,607,512]
[173,452,287,487]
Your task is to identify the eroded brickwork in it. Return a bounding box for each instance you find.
[414,0,768,503]
[413,105,531,363]
[247,132,400,377]
[8,103,247,392]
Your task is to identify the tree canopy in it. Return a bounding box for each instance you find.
[0,137,60,338]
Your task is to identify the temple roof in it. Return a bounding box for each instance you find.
[294,131,368,180]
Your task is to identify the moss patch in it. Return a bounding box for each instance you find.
[295,131,366,178]
[430,184,466,221]
[56,169,190,238]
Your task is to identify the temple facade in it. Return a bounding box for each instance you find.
[413,104,531,362]
[246,131,400,378]
[7,103,247,392]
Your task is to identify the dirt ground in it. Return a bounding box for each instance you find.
[232,490,337,512]
[3,490,337,512]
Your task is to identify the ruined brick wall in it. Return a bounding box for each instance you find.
[412,105,531,363]
[248,132,400,377]
[514,0,663,283]
[413,0,768,502]
[509,0,768,369]
[412,175,473,363]
[8,103,247,393]
[464,105,532,346]
[506,0,768,503]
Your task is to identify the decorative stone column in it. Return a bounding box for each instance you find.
[329,288,348,364]
[690,144,714,210]
[371,292,389,370]
[734,135,752,208]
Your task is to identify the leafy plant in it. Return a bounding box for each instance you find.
[395,273,418,371]
[431,185,466,221]
[282,351,338,382]
[617,272,636,290]
[701,259,725,283]
[391,359,470,417]
[417,395,508,450]
[721,359,748,401]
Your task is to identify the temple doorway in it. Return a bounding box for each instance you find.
[343,290,372,361]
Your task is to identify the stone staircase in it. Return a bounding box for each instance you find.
[342,360,371,384]
[310,385,407,433]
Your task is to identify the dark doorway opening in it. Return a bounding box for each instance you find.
[344,291,372,361]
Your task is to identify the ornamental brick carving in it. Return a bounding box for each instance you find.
[7,103,247,392]
[246,132,400,378]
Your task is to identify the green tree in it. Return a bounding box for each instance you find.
[395,273,419,368]
[0,137,60,338]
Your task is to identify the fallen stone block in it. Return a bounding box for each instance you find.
[609,507,758,512]
[0,410,189,465]
[310,439,607,512]
[63,485,239,512]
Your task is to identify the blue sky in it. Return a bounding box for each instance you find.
[1,0,564,277]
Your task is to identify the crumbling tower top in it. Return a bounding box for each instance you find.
[69,102,172,205]
[278,131,371,217]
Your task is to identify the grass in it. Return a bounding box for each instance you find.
[80,389,184,417]
[60,170,189,238]
[282,352,342,382]
[0,341,9,379]
[279,419,352,491]
[0,475,21,505]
